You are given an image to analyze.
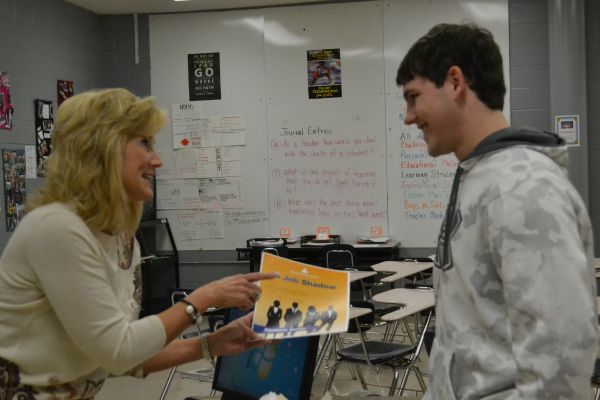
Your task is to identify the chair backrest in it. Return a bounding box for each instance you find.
[261,246,289,258]
[322,244,358,269]
[170,289,190,305]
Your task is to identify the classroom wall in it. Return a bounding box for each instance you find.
[586,0,600,253]
[509,0,550,131]
[0,0,598,288]
[0,0,103,250]
[99,14,151,97]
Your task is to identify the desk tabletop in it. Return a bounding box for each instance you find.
[371,261,433,282]
[348,270,377,282]
[349,306,372,319]
[373,288,434,321]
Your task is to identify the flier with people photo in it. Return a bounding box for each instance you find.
[253,252,349,339]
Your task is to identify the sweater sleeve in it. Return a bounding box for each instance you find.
[26,209,166,375]
[486,167,598,399]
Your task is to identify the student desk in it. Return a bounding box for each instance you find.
[348,270,377,282]
[373,288,435,344]
[371,261,433,283]
[236,241,400,272]
[372,288,434,321]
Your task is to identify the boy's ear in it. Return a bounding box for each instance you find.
[446,65,467,96]
[447,66,466,89]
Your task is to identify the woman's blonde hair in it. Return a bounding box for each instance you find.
[29,88,166,235]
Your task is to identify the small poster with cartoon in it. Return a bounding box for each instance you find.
[253,253,349,339]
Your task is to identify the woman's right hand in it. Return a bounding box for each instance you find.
[193,272,278,311]
[207,312,271,357]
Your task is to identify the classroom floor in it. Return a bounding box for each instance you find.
[96,325,428,400]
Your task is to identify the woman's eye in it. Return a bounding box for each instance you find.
[140,138,152,150]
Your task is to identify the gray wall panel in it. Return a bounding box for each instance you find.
[510,109,551,131]
[99,15,151,97]
[586,0,600,253]
[510,65,549,88]
[510,86,550,109]
[509,0,550,132]
[509,0,547,23]
[0,0,102,250]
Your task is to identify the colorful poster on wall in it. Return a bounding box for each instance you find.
[57,79,74,106]
[34,99,54,177]
[188,52,221,101]
[0,72,15,130]
[2,149,26,231]
[307,48,342,99]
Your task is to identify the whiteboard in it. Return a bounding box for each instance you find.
[384,0,510,247]
[150,10,269,250]
[265,2,388,240]
[149,0,509,250]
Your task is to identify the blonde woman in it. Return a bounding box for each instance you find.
[0,88,275,399]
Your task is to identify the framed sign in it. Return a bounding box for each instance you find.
[188,52,221,101]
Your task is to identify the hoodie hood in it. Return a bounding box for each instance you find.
[435,126,567,271]
[463,126,567,170]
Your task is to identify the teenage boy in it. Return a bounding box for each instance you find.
[396,23,598,399]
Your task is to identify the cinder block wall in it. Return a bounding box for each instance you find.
[0,0,102,249]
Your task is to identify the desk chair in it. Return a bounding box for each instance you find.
[322,244,369,298]
[314,301,375,378]
[323,289,434,397]
[322,244,397,310]
[262,246,289,257]
[247,240,289,271]
[159,290,224,400]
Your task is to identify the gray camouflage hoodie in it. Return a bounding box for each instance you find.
[425,127,598,399]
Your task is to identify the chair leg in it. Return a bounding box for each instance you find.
[314,334,334,377]
[333,335,358,380]
[396,367,411,396]
[322,361,340,396]
[404,318,414,344]
[158,366,178,400]
[389,367,401,396]
[595,386,600,400]
[414,367,427,393]
[354,365,368,390]
[383,323,392,342]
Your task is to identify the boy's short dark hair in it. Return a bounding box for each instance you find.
[396,23,505,110]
